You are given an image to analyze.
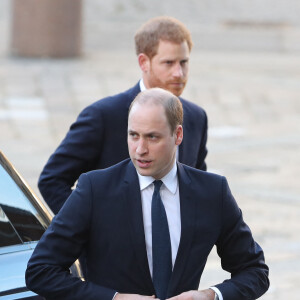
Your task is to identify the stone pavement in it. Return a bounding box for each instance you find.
[1,1,300,299]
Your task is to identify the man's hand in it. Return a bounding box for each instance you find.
[167,289,215,300]
[115,294,158,300]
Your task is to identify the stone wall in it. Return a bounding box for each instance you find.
[83,0,300,52]
[1,0,300,54]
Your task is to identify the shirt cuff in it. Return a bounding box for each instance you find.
[209,287,223,300]
[112,292,118,300]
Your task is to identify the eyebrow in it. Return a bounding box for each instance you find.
[128,129,160,137]
[160,56,189,62]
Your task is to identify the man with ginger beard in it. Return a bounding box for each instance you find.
[38,16,208,216]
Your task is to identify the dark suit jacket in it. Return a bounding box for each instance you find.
[26,160,269,300]
[38,83,208,214]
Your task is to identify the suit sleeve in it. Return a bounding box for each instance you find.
[38,104,104,214]
[214,178,269,299]
[26,173,116,300]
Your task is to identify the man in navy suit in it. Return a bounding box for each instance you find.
[38,16,208,215]
[26,88,269,300]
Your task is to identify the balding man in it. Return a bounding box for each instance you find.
[26,88,269,300]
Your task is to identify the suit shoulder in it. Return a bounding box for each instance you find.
[82,158,132,181]
[180,163,224,183]
[81,83,140,113]
[180,97,207,117]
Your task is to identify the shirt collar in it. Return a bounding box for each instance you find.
[139,79,146,92]
[137,161,178,195]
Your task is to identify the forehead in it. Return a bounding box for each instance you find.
[155,40,189,56]
[128,102,169,130]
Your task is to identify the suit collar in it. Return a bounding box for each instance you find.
[177,100,188,164]
[125,82,141,109]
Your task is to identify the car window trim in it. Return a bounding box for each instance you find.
[0,151,53,227]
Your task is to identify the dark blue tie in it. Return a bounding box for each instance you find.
[152,180,172,300]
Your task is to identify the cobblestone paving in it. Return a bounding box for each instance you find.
[0,1,300,298]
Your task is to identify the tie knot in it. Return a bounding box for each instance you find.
[153,180,163,192]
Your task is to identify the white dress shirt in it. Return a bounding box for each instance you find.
[137,161,181,276]
[136,160,223,300]
[139,78,147,92]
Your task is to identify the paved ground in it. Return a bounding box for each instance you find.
[0,1,300,299]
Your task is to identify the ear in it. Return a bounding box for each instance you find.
[175,125,183,146]
[138,53,150,72]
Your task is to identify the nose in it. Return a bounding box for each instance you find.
[136,139,148,155]
[172,63,183,78]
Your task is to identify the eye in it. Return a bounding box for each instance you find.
[129,132,138,139]
[180,60,188,66]
[165,60,173,66]
[149,134,158,141]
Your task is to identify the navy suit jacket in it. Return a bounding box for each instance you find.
[38,83,208,214]
[26,160,269,300]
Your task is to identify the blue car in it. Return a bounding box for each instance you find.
[0,151,82,299]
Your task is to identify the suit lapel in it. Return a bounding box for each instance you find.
[123,162,154,292]
[168,163,196,296]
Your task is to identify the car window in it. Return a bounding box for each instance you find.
[0,164,45,245]
[0,205,22,247]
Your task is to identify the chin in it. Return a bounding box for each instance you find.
[174,91,182,97]
[170,88,184,97]
[137,169,151,177]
